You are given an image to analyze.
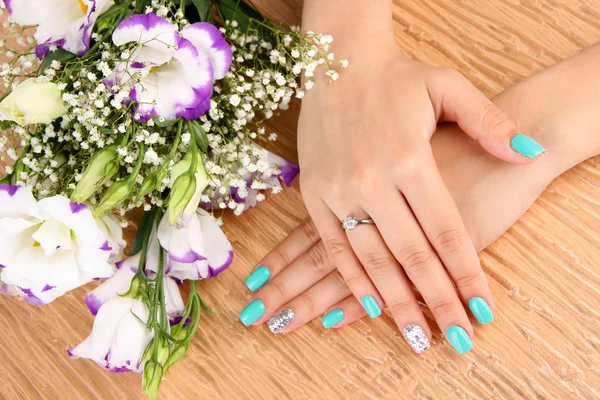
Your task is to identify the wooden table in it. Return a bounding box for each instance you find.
[1,1,600,399]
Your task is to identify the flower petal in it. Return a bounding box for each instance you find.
[112,13,177,49]
[181,22,232,80]
[85,263,137,315]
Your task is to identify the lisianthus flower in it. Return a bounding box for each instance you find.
[71,257,185,373]
[0,78,68,125]
[0,185,113,305]
[6,0,114,57]
[151,209,234,281]
[95,214,126,264]
[107,13,231,122]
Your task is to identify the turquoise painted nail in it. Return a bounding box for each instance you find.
[510,134,546,158]
[446,326,473,354]
[245,266,270,292]
[321,308,344,329]
[361,296,382,318]
[468,297,494,325]
[239,299,266,326]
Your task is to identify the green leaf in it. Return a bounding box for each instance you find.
[190,0,213,21]
[197,294,217,316]
[216,0,268,33]
[187,120,208,152]
[128,207,156,257]
[40,48,77,74]
[152,116,179,128]
[0,120,12,131]
[0,175,11,185]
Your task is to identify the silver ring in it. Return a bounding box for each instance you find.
[342,215,375,231]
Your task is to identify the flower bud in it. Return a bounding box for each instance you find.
[0,78,67,126]
[168,172,196,225]
[137,167,168,199]
[71,144,119,203]
[142,360,164,400]
[93,179,135,217]
[156,337,170,366]
[165,345,188,371]
[167,151,209,226]
[187,120,208,151]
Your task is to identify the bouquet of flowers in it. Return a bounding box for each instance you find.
[0,0,345,397]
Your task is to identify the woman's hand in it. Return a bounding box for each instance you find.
[240,39,600,353]
[288,6,544,353]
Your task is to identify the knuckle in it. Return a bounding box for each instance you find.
[453,269,482,289]
[270,279,287,298]
[389,300,415,319]
[428,297,456,317]
[481,102,512,134]
[400,245,433,275]
[343,271,363,289]
[433,229,464,255]
[362,252,395,277]
[303,292,316,314]
[333,271,348,290]
[272,245,292,267]
[393,151,428,183]
[306,243,330,273]
[302,219,320,242]
[324,237,350,258]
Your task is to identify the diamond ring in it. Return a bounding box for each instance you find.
[342,215,375,231]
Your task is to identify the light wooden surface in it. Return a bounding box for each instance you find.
[1,1,600,399]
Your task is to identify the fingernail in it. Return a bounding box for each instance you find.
[468,297,494,324]
[321,308,344,329]
[239,299,266,326]
[361,296,382,318]
[268,308,295,334]
[402,324,430,354]
[510,134,546,158]
[245,265,270,292]
[445,326,473,354]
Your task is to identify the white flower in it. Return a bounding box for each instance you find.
[70,258,185,373]
[106,14,232,122]
[7,0,114,57]
[0,185,113,305]
[153,209,233,280]
[95,213,126,264]
[0,78,67,125]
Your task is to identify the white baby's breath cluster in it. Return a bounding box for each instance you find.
[1,4,347,219]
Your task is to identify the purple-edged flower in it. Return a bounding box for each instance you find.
[95,214,126,264]
[107,13,232,122]
[7,0,114,57]
[70,259,185,373]
[149,209,233,281]
[0,185,113,305]
[203,150,300,214]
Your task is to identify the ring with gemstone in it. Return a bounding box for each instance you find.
[342,215,375,231]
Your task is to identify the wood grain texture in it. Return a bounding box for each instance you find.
[1,1,600,399]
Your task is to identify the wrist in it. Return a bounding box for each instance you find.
[301,0,398,60]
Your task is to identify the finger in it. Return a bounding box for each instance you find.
[245,218,320,292]
[247,241,335,325]
[269,270,350,334]
[343,216,433,354]
[401,154,495,324]
[304,197,385,317]
[429,68,546,164]
[321,296,366,329]
[366,190,475,355]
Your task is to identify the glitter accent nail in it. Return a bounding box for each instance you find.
[267,308,295,334]
[402,324,430,354]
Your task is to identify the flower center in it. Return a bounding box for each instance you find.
[77,0,88,14]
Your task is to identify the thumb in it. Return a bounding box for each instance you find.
[429,69,546,164]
